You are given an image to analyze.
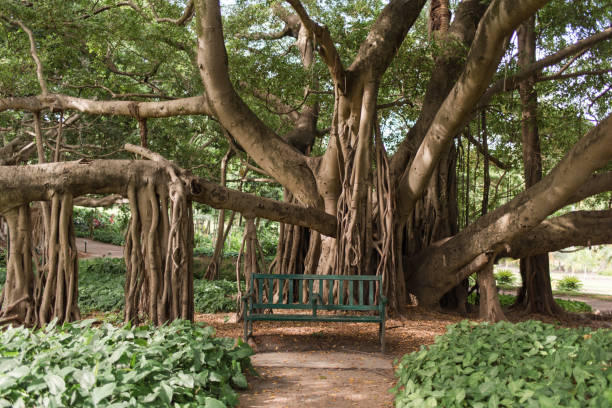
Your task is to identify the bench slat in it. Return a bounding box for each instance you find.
[289,279,294,304]
[369,280,374,305]
[251,303,380,311]
[258,279,263,304]
[299,280,303,304]
[359,280,364,305]
[349,280,354,306]
[308,280,313,304]
[277,278,284,304]
[248,314,382,323]
[253,273,381,281]
[339,280,344,305]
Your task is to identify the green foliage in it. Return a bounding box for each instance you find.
[0,319,253,407]
[194,280,240,314]
[556,276,583,292]
[77,258,238,314]
[73,207,126,246]
[467,292,592,312]
[393,320,612,407]
[92,227,125,246]
[554,298,592,313]
[78,258,126,314]
[0,247,6,267]
[494,270,516,287]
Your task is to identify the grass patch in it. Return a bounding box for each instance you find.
[0,319,253,407]
[393,320,612,407]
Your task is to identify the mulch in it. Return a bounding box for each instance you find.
[195,306,612,359]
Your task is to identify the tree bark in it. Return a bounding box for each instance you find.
[477,254,506,322]
[516,16,563,315]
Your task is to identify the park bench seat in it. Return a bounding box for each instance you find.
[243,273,387,352]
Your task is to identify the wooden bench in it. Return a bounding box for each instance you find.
[242,273,388,352]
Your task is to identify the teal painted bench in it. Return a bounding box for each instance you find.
[243,273,387,352]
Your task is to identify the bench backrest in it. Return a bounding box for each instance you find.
[249,274,383,312]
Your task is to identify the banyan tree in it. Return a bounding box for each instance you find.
[1,0,611,325]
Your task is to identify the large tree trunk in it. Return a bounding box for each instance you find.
[515,16,563,315]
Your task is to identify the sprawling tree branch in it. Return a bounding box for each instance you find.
[389,0,488,180]
[407,113,612,305]
[502,210,612,259]
[0,94,213,118]
[563,171,612,206]
[349,0,427,78]
[73,195,127,207]
[396,0,551,217]
[477,26,612,107]
[8,18,48,95]
[285,0,347,91]
[464,129,510,170]
[0,160,337,236]
[148,0,194,26]
[194,0,320,207]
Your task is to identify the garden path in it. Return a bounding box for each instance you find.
[76,237,123,258]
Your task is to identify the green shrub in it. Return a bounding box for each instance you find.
[494,269,516,287]
[194,280,239,313]
[92,225,125,246]
[73,207,126,245]
[556,276,583,292]
[393,320,612,407]
[0,319,253,407]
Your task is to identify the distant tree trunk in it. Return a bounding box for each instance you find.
[205,148,234,280]
[515,16,563,315]
[481,110,490,216]
[477,255,506,322]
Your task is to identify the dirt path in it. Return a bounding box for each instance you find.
[239,352,395,408]
[76,237,123,258]
[198,310,461,408]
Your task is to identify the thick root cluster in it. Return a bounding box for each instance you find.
[124,177,194,325]
[1,193,80,327]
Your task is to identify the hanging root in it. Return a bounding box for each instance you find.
[0,206,35,325]
[122,148,194,325]
[373,121,406,315]
[37,192,80,326]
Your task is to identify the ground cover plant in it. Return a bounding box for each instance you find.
[76,258,239,315]
[78,258,126,314]
[393,320,612,407]
[0,319,253,407]
[467,293,592,313]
